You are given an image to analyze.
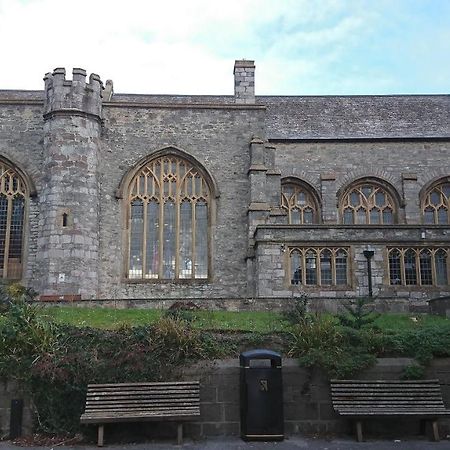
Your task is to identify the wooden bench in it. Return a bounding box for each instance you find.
[80,381,200,446]
[330,379,450,442]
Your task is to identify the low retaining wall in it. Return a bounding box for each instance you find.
[180,357,450,438]
[2,358,450,440]
[0,381,33,439]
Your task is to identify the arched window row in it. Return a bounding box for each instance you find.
[423,181,450,225]
[388,248,448,287]
[128,155,210,280]
[289,247,349,287]
[0,162,26,279]
[282,177,450,226]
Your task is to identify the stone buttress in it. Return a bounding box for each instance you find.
[38,68,102,299]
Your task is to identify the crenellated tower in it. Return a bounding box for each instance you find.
[38,68,103,299]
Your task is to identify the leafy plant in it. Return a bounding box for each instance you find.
[282,292,309,325]
[338,297,380,330]
[401,363,426,380]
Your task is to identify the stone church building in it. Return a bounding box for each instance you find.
[0,60,449,311]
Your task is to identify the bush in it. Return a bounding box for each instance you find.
[0,284,59,380]
[401,363,426,380]
[338,297,380,330]
[282,293,309,325]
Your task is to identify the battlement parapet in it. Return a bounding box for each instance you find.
[43,67,103,119]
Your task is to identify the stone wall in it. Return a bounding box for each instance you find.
[98,103,265,300]
[0,381,33,439]
[182,357,450,439]
[2,358,450,440]
[255,226,450,307]
[274,140,450,225]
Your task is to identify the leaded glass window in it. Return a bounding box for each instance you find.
[0,163,26,279]
[128,155,210,280]
[341,182,396,224]
[281,182,318,224]
[289,247,349,287]
[422,182,450,224]
[388,248,449,286]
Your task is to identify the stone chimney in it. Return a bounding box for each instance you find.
[234,59,255,104]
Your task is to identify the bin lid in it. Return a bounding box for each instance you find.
[239,349,282,367]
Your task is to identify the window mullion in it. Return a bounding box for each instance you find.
[192,200,196,279]
[400,249,406,286]
[158,176,164,279]
[175,163,180,279]
[3,195,12,278]
[317,249,322,286]
[431,249,437,285]
[415,249,420,286]
[142,201,147,279]
[331,249,336,285]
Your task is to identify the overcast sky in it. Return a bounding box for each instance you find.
[0,0,449,95]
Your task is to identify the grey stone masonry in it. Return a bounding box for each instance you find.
[402,172,419,224]
[254,225,450,307]
[38,68,103,299]
[234,60,255,104]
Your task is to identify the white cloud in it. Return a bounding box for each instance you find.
[0,0,448,94]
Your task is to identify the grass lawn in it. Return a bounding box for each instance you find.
[41,306,289,332]
[40,305,450,333]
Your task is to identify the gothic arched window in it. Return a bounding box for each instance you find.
[281,181,319,224]
[127,154,210,280]
[422,181,450,224]
[341,181,397,224]
[0,162,26,279]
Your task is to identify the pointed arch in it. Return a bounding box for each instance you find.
[338,176,401,225]
[120,146,217,281]
[281,177,321,224]
[420,175,450,225]
[0,156,32,279]
[117,146,219,200]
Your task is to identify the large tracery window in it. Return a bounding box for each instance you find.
[128,155,210,280]
[388,248,449,286]
[423,181,450,224]
[0,162,26,279]
[341,182,396,225]
[281,182,319,224]
[289,247,349,287]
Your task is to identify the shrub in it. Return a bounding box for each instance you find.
[282,293,309,325]
[401,363,426,380]
[338,297,380,330]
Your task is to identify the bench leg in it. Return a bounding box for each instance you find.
[177,423,183,445]
[97,424,104,447]
[431,420,440,442]
[356,420,363,442]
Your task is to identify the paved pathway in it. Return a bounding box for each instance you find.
[1,436,450,450]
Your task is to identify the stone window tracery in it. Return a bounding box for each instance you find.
[127,155,210,280]
[388,247,448,286]
[281,182,318,224]
[289,247,349,287]
[341,182,396,224]
[0,162,26,279]
[422,181,450,224]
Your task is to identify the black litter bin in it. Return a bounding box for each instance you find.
[240,349,284,441]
